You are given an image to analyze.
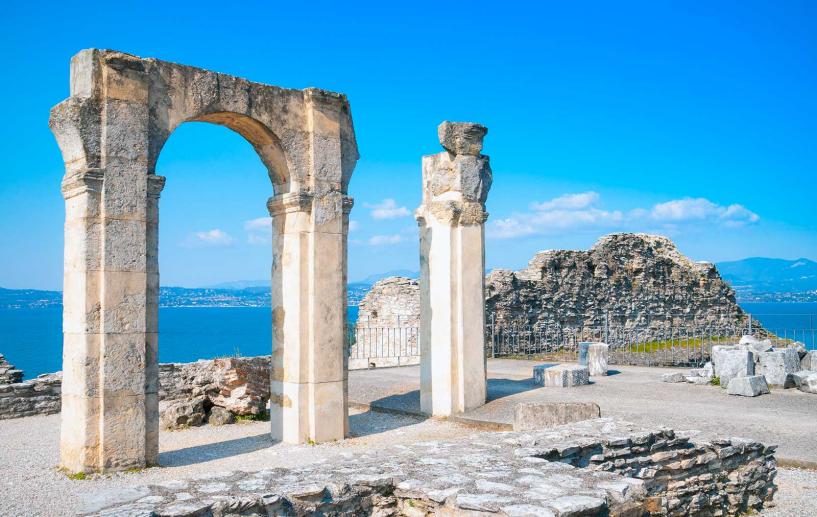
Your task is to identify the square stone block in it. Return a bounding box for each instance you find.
[712,347,754,388]
[513,402,601,431]
[534,364,590,387]
[587,343,609,376]
[758,348,800,386]
[726,375,770,397]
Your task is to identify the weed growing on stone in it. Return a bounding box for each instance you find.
[710,376,721,386]
[235,411,269,423]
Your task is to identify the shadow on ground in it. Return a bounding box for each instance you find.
[486,377,541,402]
[159,433,272,467]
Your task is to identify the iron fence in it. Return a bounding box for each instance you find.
[346,317,816,369]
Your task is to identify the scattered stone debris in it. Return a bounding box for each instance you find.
[79,418,777,517]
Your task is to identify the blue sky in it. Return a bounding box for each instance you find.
[0,1,815,289]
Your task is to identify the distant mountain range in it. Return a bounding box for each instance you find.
[3,260,816,309]
[716,257,817,301]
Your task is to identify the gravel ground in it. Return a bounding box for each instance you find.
[0,407,471,516]
[351,360,817,463]
[761,468,817,516]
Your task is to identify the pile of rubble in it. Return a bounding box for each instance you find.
[663,335,817,397]
[158,356,271,429]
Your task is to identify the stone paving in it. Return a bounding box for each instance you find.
[81,418,775,516]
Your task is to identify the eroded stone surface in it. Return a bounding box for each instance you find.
[712,347,755,388]
[81,418,777,517]
[0,354,23,384]
[535,364,590,387]
[52,49,359,471]
[416,121,492,416]
[514,402,601,431]
[758,348,800,386]
[726,375,770,397]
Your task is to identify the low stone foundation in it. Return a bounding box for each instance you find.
[80,418,776,517]
[0,373,61,420]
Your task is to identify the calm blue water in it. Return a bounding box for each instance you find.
[0,303,811,379]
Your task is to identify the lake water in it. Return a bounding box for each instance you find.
[0,303,813,379]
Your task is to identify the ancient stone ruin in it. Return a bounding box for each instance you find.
[486,233,750,331]
[50,49,358,472]
[416,122,492,416]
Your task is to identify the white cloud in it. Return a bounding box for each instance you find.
[369,234,403,246]
[364,199,410,219]
[488,192,759,239]
[244,217,272,245]
[530,191,599,211]
[651,198,759,226]
[183,229,235,247]
[349,220,359,232]
[244,217,272,231]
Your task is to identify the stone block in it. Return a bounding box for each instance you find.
[712,348,754,388]
[534,364,590,387]
[578,342,590,366]
[739,335,773,353]
[757,348,800,386]
[784,371,817,389]
[801,350,817,371]
[513,402,601,431]
[160,397,206,430]
[208,406,235,426]
[798,372,817,394]
[726,376,770,397]
[437,121,487,156]
[662,372,686,383]
[587,343,609,376]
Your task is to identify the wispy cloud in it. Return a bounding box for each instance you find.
[488,191,760,239]
[182,229,235,247]
[349,220,359,232]
[244,217,272,245]
[369,234,403,246]
[364,199,410,219]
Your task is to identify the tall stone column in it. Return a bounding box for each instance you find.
[416,122,493,416]
[267,89,353,444]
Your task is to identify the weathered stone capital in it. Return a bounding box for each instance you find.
[342,195,354,215]
[147,175,166,199]
[61,168,104,200]
[416,200,488,227]
[267,191,314,217]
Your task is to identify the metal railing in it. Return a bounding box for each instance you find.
[346,317,816,369]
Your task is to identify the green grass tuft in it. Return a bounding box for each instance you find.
[235,410,269,423]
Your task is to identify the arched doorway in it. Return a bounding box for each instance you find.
[50,49,358,472]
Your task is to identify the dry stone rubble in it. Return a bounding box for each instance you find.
[80,418,777,517]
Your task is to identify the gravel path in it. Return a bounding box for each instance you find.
[761,468,817,516]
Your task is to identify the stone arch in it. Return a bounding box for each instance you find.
[50,49,359,473]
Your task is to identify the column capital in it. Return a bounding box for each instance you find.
[416,200,488,227]
[61,168,104,200]
[147,175,166,199]
[267,191,314,217]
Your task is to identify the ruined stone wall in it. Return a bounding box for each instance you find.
[351,277,421,368]
[0,354,23,384]
[487,233,749,331]
[0,356,271,421]
[82,418,776,517]
[0,373,61,420]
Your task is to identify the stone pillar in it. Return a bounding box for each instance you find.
[267,90,353,444]
[55,51,161,473]
[416,122,493,416]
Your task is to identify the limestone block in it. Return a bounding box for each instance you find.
[784,371,817,389]
[739,335,773,354]
[437,121,487,156]
[208,407,235,426]
[757,348,800,386]
[513,402,601,431]
[587,343,609,376]
[801,350,817,371]
[578,342,590,366]
[160,397,206,430]
[726,376,770,397]
[712,348,754,387]
[534,364,590,387]
[662,372,686,383]
[798,372,817,394]
[685,375,711,385]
